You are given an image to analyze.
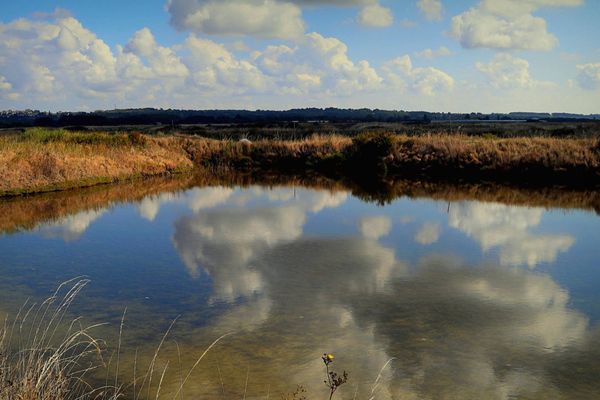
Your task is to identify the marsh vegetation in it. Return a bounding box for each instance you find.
[1,128,598,196]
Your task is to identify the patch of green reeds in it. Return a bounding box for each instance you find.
[19,128,146,147]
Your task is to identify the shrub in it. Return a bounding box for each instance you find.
[351,131,394,157]
[349,131,395,175]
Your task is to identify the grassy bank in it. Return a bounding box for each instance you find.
[186,131,600,187]
[1,128,599,196]
[0,128,194,196]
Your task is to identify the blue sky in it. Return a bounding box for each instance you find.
[0,0,599,112]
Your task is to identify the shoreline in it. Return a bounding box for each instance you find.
[1,129,599,197]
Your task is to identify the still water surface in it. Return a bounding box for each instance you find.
[1,180,599,399]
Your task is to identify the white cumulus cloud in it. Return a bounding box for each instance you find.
[417,0,443,21]
[167,0,393,39]
[303,32,383,94]
[0,76,12,91]
[5,5,590,112]
[476,53,534,89]
[0,13,399,108]
[166,0,305,40]
[576,63,600,90]
[450,0,583,51]
[125,28,188,78]
[383,55,454,95]
[358,3,394,28]
[415,46,452,59]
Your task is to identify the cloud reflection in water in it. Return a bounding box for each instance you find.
[165,187,595,399]
[448,201,575,267]
[37,209,106,241]
[26,184,592,398]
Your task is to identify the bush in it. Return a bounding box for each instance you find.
[352,131,394,157]
[349,132,395,175]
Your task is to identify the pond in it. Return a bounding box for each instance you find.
[1,176,599,399]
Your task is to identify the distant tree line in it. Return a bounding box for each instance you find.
[1,107,598,128]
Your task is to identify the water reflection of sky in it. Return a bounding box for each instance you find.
[1,185,599,399]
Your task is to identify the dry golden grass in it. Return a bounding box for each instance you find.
[391,134,599,171]
[1,129,598,196]
[0,279,116,400]
[181,133,350,165]
[0,129,194,196]
[183,132,598,171]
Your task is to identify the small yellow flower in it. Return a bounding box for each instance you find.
[326,354,334,361]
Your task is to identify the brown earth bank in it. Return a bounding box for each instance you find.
[1,128,599,197]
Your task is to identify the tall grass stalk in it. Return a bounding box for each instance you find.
[0,280,233,400]
[0,278,117,400]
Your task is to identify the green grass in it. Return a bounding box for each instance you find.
[19,128,146,147]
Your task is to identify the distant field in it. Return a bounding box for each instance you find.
[2,120,600,140]
[0,127,598,196]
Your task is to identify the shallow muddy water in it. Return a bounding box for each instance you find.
[1,178,599,399]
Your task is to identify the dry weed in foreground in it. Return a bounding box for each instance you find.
[322,354,348,400]
[0,279,232,400]
[0,278,114,400]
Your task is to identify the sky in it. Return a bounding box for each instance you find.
[0,0,599,113]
